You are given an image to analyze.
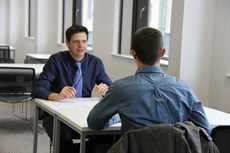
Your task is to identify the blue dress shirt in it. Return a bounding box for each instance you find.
[32,51,112,99]
[87,66,212,135]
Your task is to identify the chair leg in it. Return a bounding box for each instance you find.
[12,103,15,113]
[21,102,24,115]
[50,140,52,153]
[25,101,28,119]
[12,102,28,120]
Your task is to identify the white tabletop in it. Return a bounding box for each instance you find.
[35,98,121,131]
[34,98,122,153]
[204,107,230,127]
[0,44,15,50]
[26,53,51,60]
[0,63,44,75]
[35,98,230,129]
[33,98,230,153]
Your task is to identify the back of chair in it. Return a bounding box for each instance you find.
[108,122,219,153]
[211,126,230,153]
[0,67,35,103]
[0,45,14,63]
[0,58,14,63]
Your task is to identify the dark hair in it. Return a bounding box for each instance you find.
[131,27,163,65]
[65,25,89,42]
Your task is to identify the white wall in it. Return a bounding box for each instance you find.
[168,0,229,113]
[0,0,7,44]
[169,0,216,106]
[209,1,230,113]
[0,0,229,113]
[93,0,136,81]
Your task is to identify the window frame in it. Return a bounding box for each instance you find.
[118,0,171,61]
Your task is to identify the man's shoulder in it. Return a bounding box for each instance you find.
[114,75,136,87]
[163,74,187,85]
[49,51,68,58]
[85,52,100,59]
[84,53,103,64]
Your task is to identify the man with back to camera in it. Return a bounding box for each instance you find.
[32,25,115,153]
[87,27,212,138]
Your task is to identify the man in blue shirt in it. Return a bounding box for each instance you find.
[32,25,113,153]
[87,27,212,137]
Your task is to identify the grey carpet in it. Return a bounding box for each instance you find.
[0,102,50,153]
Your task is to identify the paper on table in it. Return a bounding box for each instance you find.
[49,98,100,110]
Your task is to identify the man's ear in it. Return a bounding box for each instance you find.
[160,48,166,58]
[130,50,137,59]
[66,40,70,48]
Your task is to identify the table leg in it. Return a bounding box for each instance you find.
[80,132,86,153]
[33,104,39,153]
[53,115,60,153]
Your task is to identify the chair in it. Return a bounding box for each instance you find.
[0,67,35,119]
[0,45,14,63]
[211,126,230,153]
[108,122,219,153]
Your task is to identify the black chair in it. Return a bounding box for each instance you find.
[211,126,230,153]
[0,58,14,63]
[0,45,14,63]
[0,67,35,119]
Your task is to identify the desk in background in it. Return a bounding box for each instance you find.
[0,63,44,76]
[25,53,51,64]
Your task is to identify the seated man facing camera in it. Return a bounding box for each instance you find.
[32,25,114,153]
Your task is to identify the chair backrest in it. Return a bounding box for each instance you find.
[0,67,35,103]
[0,45,14,63]
[108,122,219,153]
[0,58,14,63]
[0,45,10,58]
[211,126,230,153]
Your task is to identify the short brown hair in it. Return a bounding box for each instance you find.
[65,25,88,42]
[131,27,163,65]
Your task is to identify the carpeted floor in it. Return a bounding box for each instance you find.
[0,102,50,153]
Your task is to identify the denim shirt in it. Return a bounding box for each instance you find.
[87,66,212,135]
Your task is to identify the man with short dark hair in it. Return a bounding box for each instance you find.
[87,27,212,137]
[32,25,112,153]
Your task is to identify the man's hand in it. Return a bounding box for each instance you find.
[48,86,76,101]
[96,83,109,96]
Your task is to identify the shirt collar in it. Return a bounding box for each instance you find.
[67,51,88,64]
[135,66,164,76]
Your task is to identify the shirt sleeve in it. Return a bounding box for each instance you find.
[87,82,120,129]
[188,95,212,135]
[95,58,112,86]
[31,56,57,99]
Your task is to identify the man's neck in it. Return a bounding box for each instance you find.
[136,60,160,68]
[70,53,84,62]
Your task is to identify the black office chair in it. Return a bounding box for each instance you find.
[211,126,230,153]
[0,45,14,63]
[0,67,35,119]
[0,58,14,63]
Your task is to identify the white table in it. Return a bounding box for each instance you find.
[26,53,51,60]
[0,63,44,76]
[33,98,121,153]
[204,107,230,127]
[33,98,230,153]
[25,53,51,63]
